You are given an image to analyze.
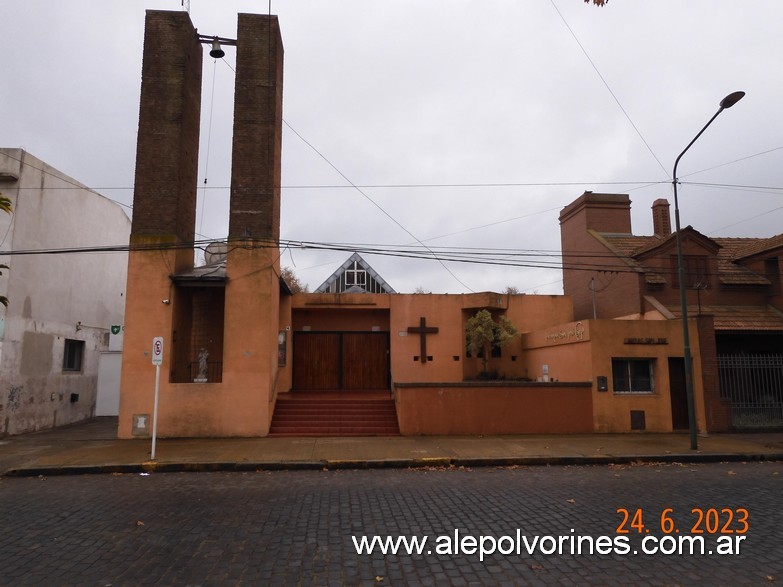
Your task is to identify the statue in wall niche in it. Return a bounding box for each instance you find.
[196,347,209,382]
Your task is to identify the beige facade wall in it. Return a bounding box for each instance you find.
[523,318,712,433]
[118,246,282,438]
[289,291,575,386]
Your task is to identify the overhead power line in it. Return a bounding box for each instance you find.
[682,182,783,193]
[0,236,739,280]
[548,0,669,177]
[12,178,783,192]
[282,120,476,292]
[5,145,781,194]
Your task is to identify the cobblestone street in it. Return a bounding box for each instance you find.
[0,462,780,586]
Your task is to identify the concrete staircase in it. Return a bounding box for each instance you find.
[269,391,400,436]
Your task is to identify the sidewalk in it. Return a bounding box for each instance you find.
[1,417,782,477]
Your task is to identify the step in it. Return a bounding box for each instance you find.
[269,394,400,437]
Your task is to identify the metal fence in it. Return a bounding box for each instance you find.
[718,354,783,429]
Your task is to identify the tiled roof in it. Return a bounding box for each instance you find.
[598,233,770,286]
[593,233,666,284]
[667,305,783,331]
[712,238,770,285]
[597,233,659,257]
[732,234,783,261]
[171,260,227,283]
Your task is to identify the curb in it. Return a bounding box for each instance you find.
[3,452,781,477]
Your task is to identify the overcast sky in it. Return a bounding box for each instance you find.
[4,1,782,295]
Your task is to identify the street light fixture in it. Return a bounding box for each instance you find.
[672,90,745,450]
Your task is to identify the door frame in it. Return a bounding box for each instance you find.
[293,331,390,391]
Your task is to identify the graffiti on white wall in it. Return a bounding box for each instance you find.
[7,385,23,413]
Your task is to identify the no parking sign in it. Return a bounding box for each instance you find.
[151,336,164,460]
[152,337,164,366]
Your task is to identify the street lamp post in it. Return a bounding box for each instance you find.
[672,91,745,450]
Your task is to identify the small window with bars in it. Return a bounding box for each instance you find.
[612,358,654,394]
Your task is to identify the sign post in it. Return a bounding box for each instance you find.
[150,336,164,460]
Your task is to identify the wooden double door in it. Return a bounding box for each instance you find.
[293,332,390,390]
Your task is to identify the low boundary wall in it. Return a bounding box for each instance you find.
[394,381,593,435]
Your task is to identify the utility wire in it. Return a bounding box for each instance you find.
[4,144,780,265]
[679,145,783,179]
[683,181,783,193]
[14,176,783,192]
[708,205,783,234]
[198,57,219,239]
[548,0,669,178]
[0,236,769,281]
[418,206,564,243]
[282,120,476,292]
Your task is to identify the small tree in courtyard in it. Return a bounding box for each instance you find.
[465,309,518,376]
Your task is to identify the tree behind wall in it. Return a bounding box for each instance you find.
[281,266,309,293]
[465,309,518,375]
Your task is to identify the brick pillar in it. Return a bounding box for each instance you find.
[119,10,203,439]
[131,10,202,265]
[695,314,731,432]
[228,14,284,242]
[220,14,285,436]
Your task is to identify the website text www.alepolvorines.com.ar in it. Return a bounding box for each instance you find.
[352,529,747,561]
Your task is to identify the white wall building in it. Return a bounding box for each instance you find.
[0,148,130,435]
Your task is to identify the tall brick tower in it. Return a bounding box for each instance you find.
[229,13,283,243]
[221,13,285,436]
[119,11,285,438]
[130,10,202,271]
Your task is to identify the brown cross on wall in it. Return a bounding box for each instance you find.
[407,316,439,363]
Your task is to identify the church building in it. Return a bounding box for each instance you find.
[118,10,732,439]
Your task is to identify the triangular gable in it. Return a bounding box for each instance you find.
[595,228,724,287]
[314,253,396,294]
[631,226,721,260]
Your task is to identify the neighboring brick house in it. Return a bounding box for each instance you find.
[560,192,783,428]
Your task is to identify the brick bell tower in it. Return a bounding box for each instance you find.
[119,10,284,438]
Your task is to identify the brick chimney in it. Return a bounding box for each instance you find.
[559,192,632,234]
[559,192,632,321]
[652,199,671,237]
